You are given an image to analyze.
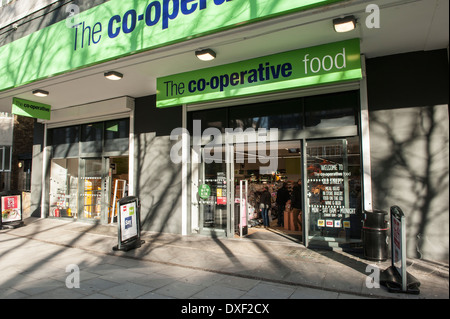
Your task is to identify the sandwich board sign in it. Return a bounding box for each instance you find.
[1,191,24,229]
[391,205,407,292]
[113,196,144,252]
[380,206,420,294]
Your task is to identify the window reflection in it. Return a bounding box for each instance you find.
[188,90,358,132]
[304,91,358,128]
[229,98,303,130]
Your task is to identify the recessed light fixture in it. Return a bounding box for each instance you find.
[104,71,123,80]
[195,49,216,61]
[32,89,49,97]
[333,15,357,33]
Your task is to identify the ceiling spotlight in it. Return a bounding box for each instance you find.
[32,89,49,97]
[195,49,216,61]
[104,71,123,80]
[333,15,357,33]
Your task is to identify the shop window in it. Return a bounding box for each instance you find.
[188,108,228,135]
[229,98,303,130]
[81,158,102,220]
[187,91,358,135]
[0,146,12,171]
[104,119,129,153]
[49,158,79,218]
[81,122,103,154]
[306,137,363,242]
[304,91,358,128]
[49,126,80,158]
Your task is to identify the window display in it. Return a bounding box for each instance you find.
[306,137,362,243]
[49,158,78,218]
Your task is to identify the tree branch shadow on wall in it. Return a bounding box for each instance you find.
[370,105,449,262]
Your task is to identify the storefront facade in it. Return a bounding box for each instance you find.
[0,0,448,262]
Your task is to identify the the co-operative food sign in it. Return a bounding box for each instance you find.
[157,38,362,107]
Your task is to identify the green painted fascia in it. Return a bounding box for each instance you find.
[0,0,347,93]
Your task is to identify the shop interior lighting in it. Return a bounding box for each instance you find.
[32,89,49,97]
[333,15,357,32]
[104,71,123,80]
[195,49,216,61]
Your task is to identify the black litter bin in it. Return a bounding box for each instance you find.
[362,210,389,261]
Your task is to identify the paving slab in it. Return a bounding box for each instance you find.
[0,217,448,303]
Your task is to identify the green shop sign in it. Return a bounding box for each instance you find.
[12,97,51,120]
[157,38,362,107]
[0,0,347,93]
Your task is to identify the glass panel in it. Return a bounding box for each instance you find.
[49,158,78,218]
[0,147,3,171]
[188,108,227,135]
[49,126,79,158]
[4,146,11,171]
[104,119,129,153]
[198,146,227,232]
[304,91,358,128]
[229,98,303,130]
[233,140,303,242]
[306,137,363,244]
[81,122,103,154]
[81,159,102,220]
[108,156,129,223]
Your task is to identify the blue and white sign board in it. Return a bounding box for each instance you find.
[120,201,138,242]
[114,196,143,252]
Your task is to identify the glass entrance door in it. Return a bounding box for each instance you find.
[77,156,129,224]
[79,158,104,222]
[191,136,362,246]
[232,140,303,242]
[195,145,232,237]
[305,137,363,247]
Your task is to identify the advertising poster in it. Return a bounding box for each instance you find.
[120,201,138,242]
[216,172,227,205]
[1,195,22,223]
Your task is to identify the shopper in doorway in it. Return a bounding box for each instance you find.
[260,186,272,228]
[276,182,290,227]
[290,179,303,232]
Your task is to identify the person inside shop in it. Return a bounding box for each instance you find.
[290,179,303,232]
[276,182,290,227]
[260,186,272,228]
[310,185,322,205]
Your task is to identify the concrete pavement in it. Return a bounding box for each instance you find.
[0,218,448,301]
